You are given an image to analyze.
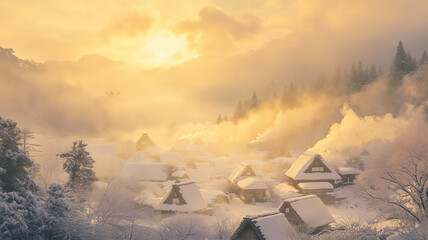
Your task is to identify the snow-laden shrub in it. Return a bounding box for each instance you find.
[156,213,210,240]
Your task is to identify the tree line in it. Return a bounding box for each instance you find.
[219,40,428,123]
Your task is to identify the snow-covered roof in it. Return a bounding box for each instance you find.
[156,182,207,212]
[298,182,334,190]
[200,189,226,204]
[253,212,297,240]
[195,162,215,170]
[143,146,164,156]
[237,177,267,190]
[285,151,341,181]
[228,162,256,183]
[337,167,361,175]
[279,195,334,229]
[120,162,167,181]
[171,170,187,178]
[127,151,149,163]
[232,212,297,240]
[272,183,302,199]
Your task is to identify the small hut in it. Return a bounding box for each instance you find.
[277,195,334,233]
[156,181,207,212]
[231,212,298,240]
[337,167,361,185]
[229,162,257,184]
[237,177,267,203]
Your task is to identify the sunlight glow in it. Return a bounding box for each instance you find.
[140,30,195,67]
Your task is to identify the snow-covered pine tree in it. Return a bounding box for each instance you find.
[0,117,35,192]
[40,183,71,239]
[368,64,377,83]
[59,141,97,193]
[419,50,428,66]
[21,128,41,157]
[0,117,43,239]
[390,41,416,89]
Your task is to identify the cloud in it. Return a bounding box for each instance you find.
[99,12,154,40]
[174,5,262,55]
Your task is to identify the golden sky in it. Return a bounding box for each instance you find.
[2,0,428,68]
[1,0,428,145]
[0,0,283,67]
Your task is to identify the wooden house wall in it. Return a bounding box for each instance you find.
[162,187,187,205]
[278,202,304,226]
[240,189,266,203]
[232,223,260,240]
[340,174,357,184]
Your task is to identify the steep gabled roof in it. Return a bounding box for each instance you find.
[285,151,341,181]
[156,181,207,212]
[228,162,257,183]
[278,195,334,229]
[136,132,156,150]
[127,151,149,163]
[231,212,298,240]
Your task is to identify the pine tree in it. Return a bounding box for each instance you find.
[232,100,245,123]
[405,51,417,72]
[0,190,42,239]
[0,117,42,239]
[250,91,258,109]
[390,40,415,88]
[357,61,366,90]
[348,63,358,93]
[216,114,223,124]
[419,50,428,66]
[41,183,71,240]
[59,141,97,192]
[0,117,34,192]
[21,128,41,157]
[368,64,377,83]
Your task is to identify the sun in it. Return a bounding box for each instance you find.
[94,29,197,68]
[140,30,197,67]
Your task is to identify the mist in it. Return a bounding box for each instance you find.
[1,1,428,239]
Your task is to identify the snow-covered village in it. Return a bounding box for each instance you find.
[1,1,428,240]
